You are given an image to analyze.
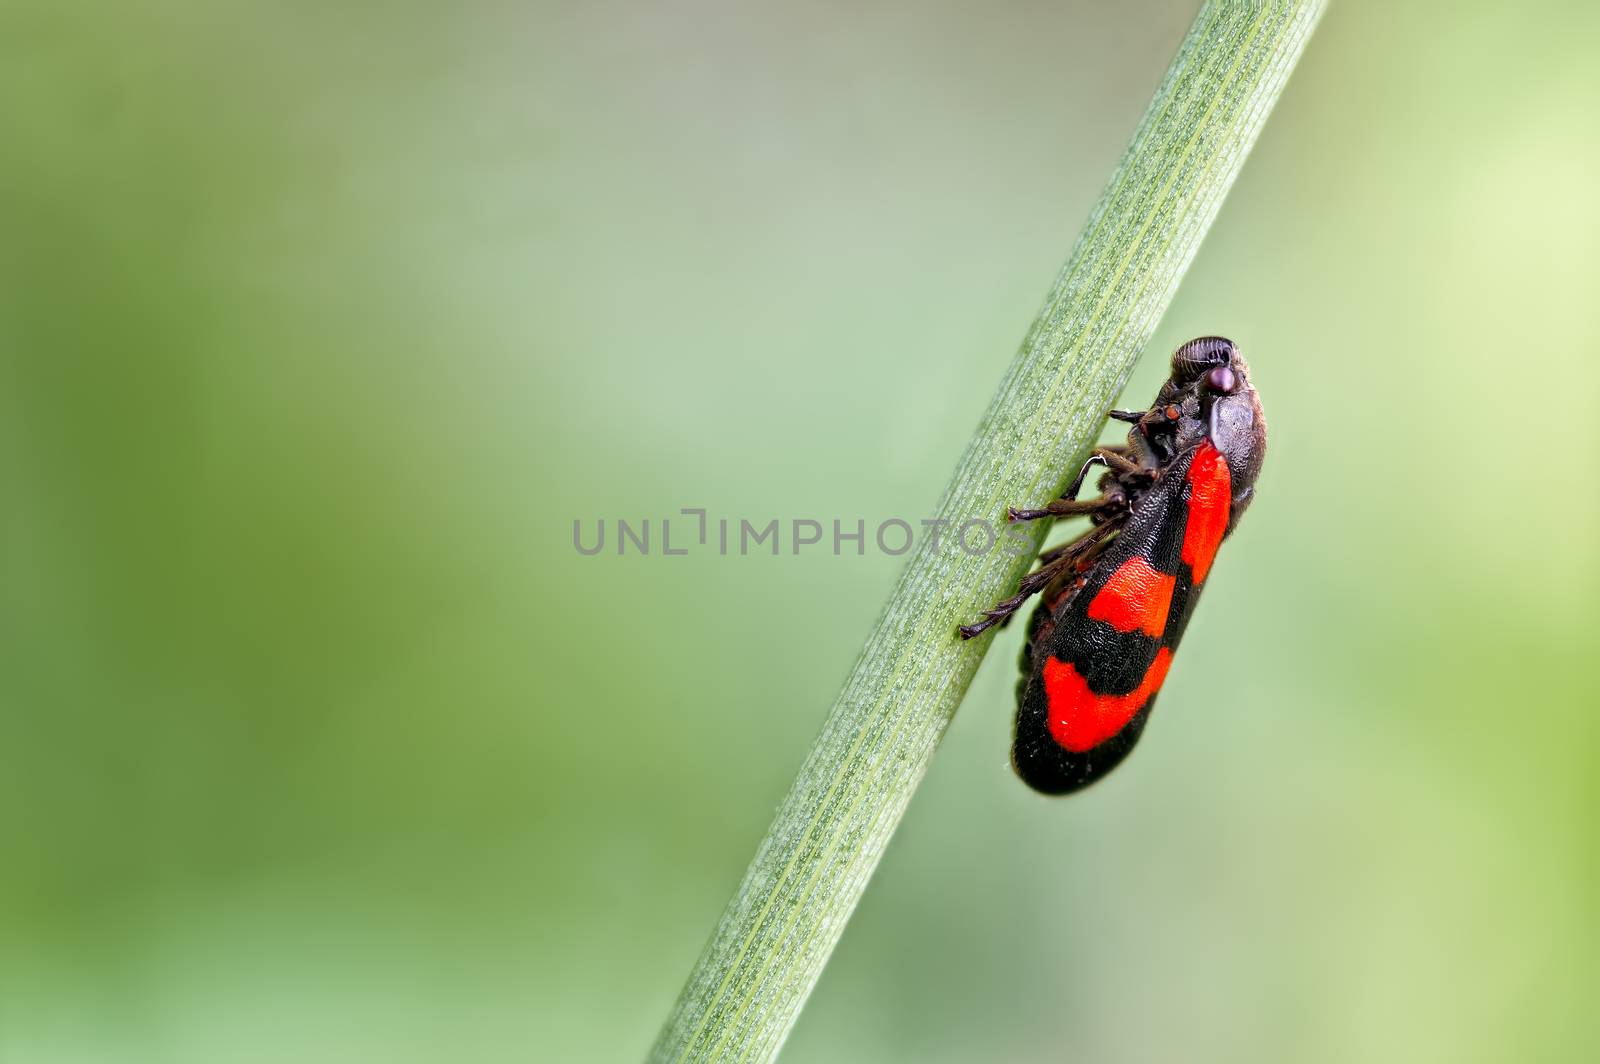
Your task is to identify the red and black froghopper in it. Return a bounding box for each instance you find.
[960,337,1267,794]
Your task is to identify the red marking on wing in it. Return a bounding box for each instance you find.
[1181,442,1231,584]
[1087,556,1176,638]
[1043,648,1173,753]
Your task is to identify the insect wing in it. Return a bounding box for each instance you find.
[1013,442,1232,793]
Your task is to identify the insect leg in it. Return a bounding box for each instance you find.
[959,518,1123,640]
[959,558,1074,640]
[1007,498,1107,523]
[1034,514,1121,569]
[1092,446,1144,477]
[1064,446,1142,501]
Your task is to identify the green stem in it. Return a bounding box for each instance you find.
[649,3,1325,1060]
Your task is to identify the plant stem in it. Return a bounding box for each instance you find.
[648,3,1325,1060]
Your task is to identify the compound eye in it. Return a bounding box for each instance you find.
[1204,365,1238,394]
[1172,336,1236,380]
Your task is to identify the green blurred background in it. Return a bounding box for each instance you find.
[3,1,1596,1061]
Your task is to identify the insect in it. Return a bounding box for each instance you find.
[959,336,1266,794]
